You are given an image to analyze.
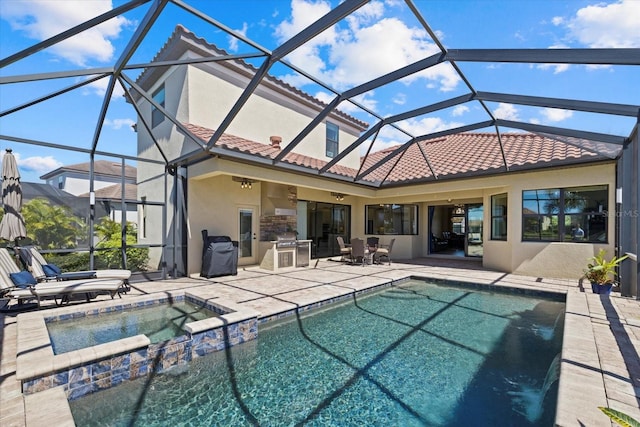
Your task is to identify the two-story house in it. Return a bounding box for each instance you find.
[131,25,622,281]
[41,160,138,224]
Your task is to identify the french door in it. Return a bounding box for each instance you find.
[238,206,257,265]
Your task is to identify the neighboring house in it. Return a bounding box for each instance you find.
[40,160,138,225]
[132,25,620,280]
[79,183,139,225]
[40,160,137,196]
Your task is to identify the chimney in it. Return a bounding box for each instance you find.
[270,135,282,149]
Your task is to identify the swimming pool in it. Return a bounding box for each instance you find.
[70,279,564,426]
[47,300,221,354]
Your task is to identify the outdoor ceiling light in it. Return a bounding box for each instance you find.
[232,176,254,189]
[331,192,345,201]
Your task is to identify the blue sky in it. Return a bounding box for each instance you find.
[1,0,638,183]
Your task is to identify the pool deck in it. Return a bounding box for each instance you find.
[1,257,639,426]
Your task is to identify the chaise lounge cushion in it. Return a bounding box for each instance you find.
[9,271,37,288]
[42,263,62,277]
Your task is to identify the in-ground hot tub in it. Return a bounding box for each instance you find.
[16,291,259,400]
[47,299,223,354]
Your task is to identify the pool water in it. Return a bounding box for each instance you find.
[70,280,564,426]
[47,301,220,354]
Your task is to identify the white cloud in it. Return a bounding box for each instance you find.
[274,0,460,93]
[540,108,573,122]
[10,153,63,175]
[536,44,571,74]
[536,62,570,74]
[392,93,406,106]
[345,93,378,113]
[312,90,378,114]
[367,115,463,153]
[0,0,135,67]
[565,0,640,48]
[397,117,464,137]
[82,76,126,99]
[452,105,469,117]
[314,90,335,105]
[228,23,249,52]
[104,118,135,130]
[493,103,520,121]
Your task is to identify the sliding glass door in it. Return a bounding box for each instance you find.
[299,201,351,259]
[466,203,483,257]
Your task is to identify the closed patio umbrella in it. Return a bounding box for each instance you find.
[0,149,27,243]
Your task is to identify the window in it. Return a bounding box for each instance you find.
[326,122,338,158]
[365,204,418,235]
[522,185,608,242]
[57,176,64,189]
[491,193,507,240]
[151,84,165,128]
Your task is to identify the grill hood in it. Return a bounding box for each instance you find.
[262,183,297,216]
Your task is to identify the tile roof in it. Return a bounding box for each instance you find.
[185,123,359,179]
[80,183,137,201]
[361,133,614,184]
[186,123,614,186]
[40,160,137,180]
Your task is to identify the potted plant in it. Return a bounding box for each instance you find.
[584,249,628,294]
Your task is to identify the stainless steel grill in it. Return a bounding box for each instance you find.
[275,233,297,249]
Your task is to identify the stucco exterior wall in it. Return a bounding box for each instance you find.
[136,65,193,168]
[180,160,615,278]
[188,173,262,273]
[504,162,616,279]
[185,66,362,168]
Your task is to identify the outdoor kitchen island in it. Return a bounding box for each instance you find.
[260,233,311,272]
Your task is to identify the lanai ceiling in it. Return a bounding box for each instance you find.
[1,0,638,188]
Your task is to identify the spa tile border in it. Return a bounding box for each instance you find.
[16,291,259,400]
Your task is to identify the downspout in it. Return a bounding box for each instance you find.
[170,165,177,278]
[121,158,127,269]
[161,165,167,279]
[89,155,95,270]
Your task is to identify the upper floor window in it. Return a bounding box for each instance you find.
[366,204,418,235]
[326,122,338,158]
[151,85,165,128]
[491,193,507,240]
[522,185,608,243]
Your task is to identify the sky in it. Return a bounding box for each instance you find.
[0,0,638,183]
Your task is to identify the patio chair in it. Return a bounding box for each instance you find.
[336,236,351,261]
[0,248,124,309]
[374,238,395,265]
[366,237,379,249]
[349,238,366,266]
[17,245,131,292]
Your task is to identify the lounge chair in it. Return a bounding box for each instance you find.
[374,238,395,265]
[0,248,124,309]
[17,245,131,292]
[336,236,351,261]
